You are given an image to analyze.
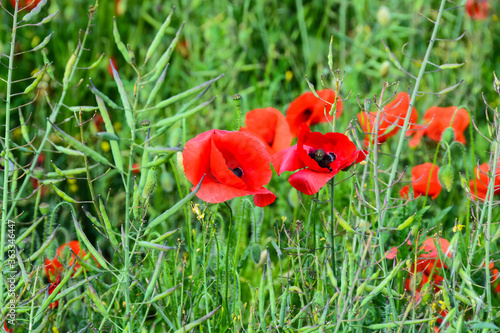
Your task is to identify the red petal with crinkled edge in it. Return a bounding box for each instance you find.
[253,187,276,207]
[240,107,293,155]
[193,182,275,206]
[286,89,343,137]
[288,168,335,195]
[297,124,359,174]
[271,145,306,175]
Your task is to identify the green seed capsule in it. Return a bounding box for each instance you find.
[142,167,157,198]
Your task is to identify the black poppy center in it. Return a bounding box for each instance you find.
[308,149,336,172]
[303,108,313,120]
[231,167,244,178]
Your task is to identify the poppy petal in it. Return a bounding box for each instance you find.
[286,89,342,136]
[241,107,293,155]
[253,187,276,207]
[271,145,305,175]
[288,169,335,195]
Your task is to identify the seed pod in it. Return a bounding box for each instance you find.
[63,52,77,89]
[379,61,390,78]
[39,203,50,215]
[142,167,157,198]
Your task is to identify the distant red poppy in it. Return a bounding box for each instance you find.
[400,185,410,199]
[409,106,469,147]
[132,163,140,175]
[4,322,12,333]
[466,0,489,20]
[93,114,105,132]
[108,57,118,78]
[285,89,343,136]
[357,92,418,144]
[272,124,367,195]
[469,160,500,200]
[412,163,442,199]
[489,263,500,293]
[183,130,276,207]
[416,238,451,274]
[177,39,190,59]
[115,0,125,16]
[240,107,293,155]
[9,0,40,11]
[44,241,87,283]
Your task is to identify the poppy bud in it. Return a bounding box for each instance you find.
[438,164,454,192]
[250,243,261,264]
[441,127,455,144]
[39,202,50,215]
[379,61,390,78]
[377,6,391,26]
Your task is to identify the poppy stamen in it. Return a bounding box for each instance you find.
[308,149,336,172]
[231,167,244,178]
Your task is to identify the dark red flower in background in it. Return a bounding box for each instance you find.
[183,130,276,207]
[412,163,442,199]
[389,237,451,299]
[108,57,118,78]
[9,0,40,11]
[240,107,293,155]
[286,89,343,137]
[409,106,469,147]
[357,92,418,144]
[272,124,367,195]
[44,241,88,283]
[466,0,489,20]
[400,185,410,199]
[469,159,500,200]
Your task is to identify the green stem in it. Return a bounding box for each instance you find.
[0,0,19,305]
[330,178,336,276]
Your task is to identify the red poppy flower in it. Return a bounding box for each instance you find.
[240,107,293,155]
[357,92,418,144]
[411,163,442,199]
[108,57,118,78]
[400,185,410,199]
[415,238,451,274]
[183,129,276,207]
[272,124,367,195]
[4,322,12,333]
[9,0,40,11]
[466,0,489,20]
[469,160,500,200]
[409,106,469,147]
[44,241,88,282]
[285,89,343,137]
[132,163,141,175]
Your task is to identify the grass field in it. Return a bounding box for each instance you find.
[2,0,500,332]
